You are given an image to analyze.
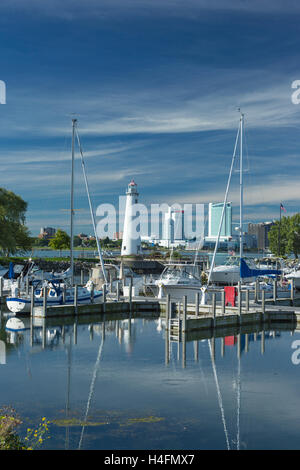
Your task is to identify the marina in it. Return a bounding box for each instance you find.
[1,1,300,452]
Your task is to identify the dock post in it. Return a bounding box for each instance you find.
[182,295,187,332]
[74,285,78,313]
[195,292,199,317]
[43,287,47,317]
[109,273,112,294]
[255,278,258,303]
[116,280,120,301]
[91,284,95,304]
[273,279,277,304]
[261,289,265,320]
[62,284,66,304]
[221,289,225,314]
[0,277,3,298]
[238,281,242,320]
[165,328,170,365]
[30,285,35,317]
[290,278,294,306]
[245,289,249,312]
[166,294,170,329]
[30,286,34,346]
[129,277,133,311]
[26,276,29,295]
[80,269,84,285]
[212,293,216,328]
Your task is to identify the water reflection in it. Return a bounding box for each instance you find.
[0,306,299,450]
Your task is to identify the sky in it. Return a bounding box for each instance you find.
[1,0,300,237]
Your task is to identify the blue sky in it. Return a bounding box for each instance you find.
[1,0,300,236]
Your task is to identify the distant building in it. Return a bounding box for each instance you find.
[207,202,232,242]
[113,231,123,240]
[243,232,258,250]
[162,207,185,247]
[38,227,56,240]
[248,221,275,251]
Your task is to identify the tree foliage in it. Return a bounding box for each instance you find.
[0,188,32,256]
[268,214,300,258]
[49,229,70,254]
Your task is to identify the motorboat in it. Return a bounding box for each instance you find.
[147,263,203,302]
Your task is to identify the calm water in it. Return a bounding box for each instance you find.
[0,309,300,450]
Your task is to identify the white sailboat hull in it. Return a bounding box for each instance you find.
[6,291,103,314]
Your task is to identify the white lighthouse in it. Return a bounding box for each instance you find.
[121,179,141,256]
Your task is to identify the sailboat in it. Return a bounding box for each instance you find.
[201,111,289,303]
[6,119,105,314]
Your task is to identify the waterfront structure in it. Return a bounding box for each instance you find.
[207,202,232,242]
[248,221,275,251]
[113,231,123,240]
[121,180,141,256]
[38,227,56,240]
[163,208,184,242]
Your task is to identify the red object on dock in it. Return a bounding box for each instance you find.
[224,286,237,307]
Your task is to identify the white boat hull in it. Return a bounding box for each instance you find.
[6,291,103,314]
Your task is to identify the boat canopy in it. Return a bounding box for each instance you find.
[240,258,281,279]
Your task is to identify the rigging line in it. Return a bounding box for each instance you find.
[208,339,231,450]
[75,127,108,284]
[78,332,105,450]
[206,119,241,287]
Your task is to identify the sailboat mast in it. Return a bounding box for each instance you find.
[239,112,244,262]
[70,118,77,285]
[75,127,108,285]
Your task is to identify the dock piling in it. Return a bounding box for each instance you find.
[221,289,225,314]
[195,292,199,317]
[182,295,187,332]
[43,287,47,316]
[262,289,265,318]
[30,285,35,317]
[74,285,78,313]
[212,292,216,328]
[116,280,120,301]
[245,289,249,312]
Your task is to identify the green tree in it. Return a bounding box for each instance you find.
[0,188,32,256]
[268,214,300,258]
[73,235,82,247]
[49,229,70,256]
[286,214,300,258]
